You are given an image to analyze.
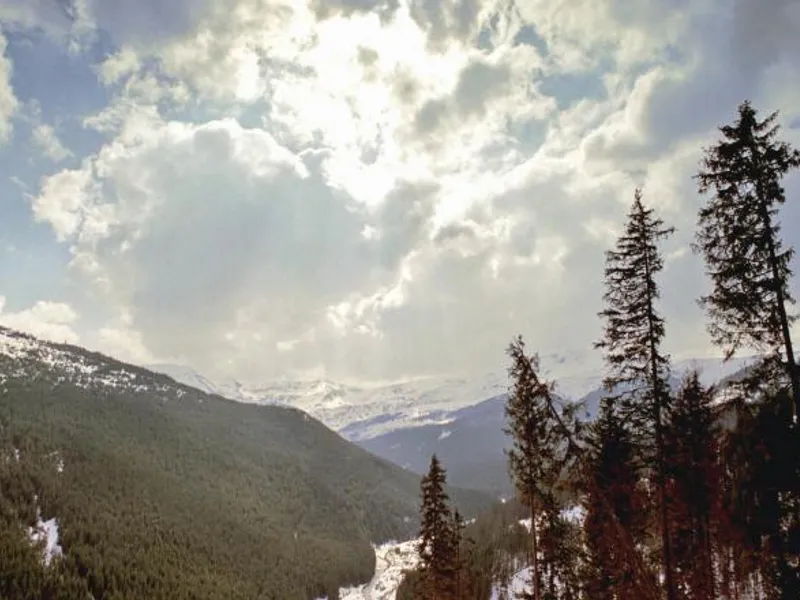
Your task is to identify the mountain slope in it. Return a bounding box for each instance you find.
[0,327,491,600]
[360,394,513,495]
[358,357,759,494]
[152,355,758,446]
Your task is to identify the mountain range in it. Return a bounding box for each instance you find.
[150,355,758,495]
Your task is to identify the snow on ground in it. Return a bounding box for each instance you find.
[562,505,586,524]
[518,505,585,534]
[338,539,420,600]
[490,567,532,600]
[28,509,63,566]
[0,326,185,398]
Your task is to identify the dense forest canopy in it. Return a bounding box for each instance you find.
[0,328,490,599]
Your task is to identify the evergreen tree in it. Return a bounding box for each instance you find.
[417,455,459,600]
[694,100,800,418]
[538,504,583,600]
[663,372,721,599]
[582,399,649,600]
[505,337,573,600]
[595,188,676,600]
[717,387,800,600]
[452,509,466,599]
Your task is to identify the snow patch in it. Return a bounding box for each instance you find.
[28,510,63,567]
[338,539,420,600]
[518,506,584,533]
[562,505,586,525]
[0,326,184,402]
[491,567,532,600]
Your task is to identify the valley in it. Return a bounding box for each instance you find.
[153,355,758,495]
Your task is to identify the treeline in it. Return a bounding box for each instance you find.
[403,102,800,600]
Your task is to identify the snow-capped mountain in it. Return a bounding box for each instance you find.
[149,362,515,441]
[149,351,609,442]
[0,326,186,399]
[149,354,759,443]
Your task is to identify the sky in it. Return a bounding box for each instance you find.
[0,0,799,385]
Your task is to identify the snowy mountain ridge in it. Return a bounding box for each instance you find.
[0,324,759,445]
[150,354,759,442]
[0,326,183,399]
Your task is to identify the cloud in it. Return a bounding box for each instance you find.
[31,115,434,378]
[0,0,95,53]
[30,166,98,241]
[91,309,155,365]
[408,0,487,48]
[86,0,219,48]
[0,297,80,344]
[580,0,800,170]
[7,0,800,383]
[414,55,512,134]
[31,124,73,161]
[0,33,18,144]
[0,0,75,35]
[310,0,400,21]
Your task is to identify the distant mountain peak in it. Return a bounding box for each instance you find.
[148,353,761,443]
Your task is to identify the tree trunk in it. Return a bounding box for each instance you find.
[760,201,800,421]
[654,399,677,600]
[529,492,541,600]
[643,240,677,600]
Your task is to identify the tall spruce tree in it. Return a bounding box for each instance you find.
[694,101,800,418]
[663,372,721,599]
[417,455,459,600]
[538,504,583,600]
[583,399,650,600]
[595,189,677,600]
[504,337,572,600]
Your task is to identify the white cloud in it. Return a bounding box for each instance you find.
[97,47,141,85]
[0,297,80,345]
[91,310,155,365]
[10,0,800,382]
[0,0,95,53]
[32,115,432,379]
[0,32,18,144]
[31,167,98,241]
[32,124,73,162]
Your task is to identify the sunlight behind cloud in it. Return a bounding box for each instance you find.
[1,0,798,381]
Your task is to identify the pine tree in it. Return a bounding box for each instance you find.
[450,510,468,599]
[717,387,800,600]
[595,188,676,600]
[663,372,721,599]
[538,504,583,600]
[417,455,459,600]
[504,337,572,600]
[583,399,649,600]
[694,101,800,418]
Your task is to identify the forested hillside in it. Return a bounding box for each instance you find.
[0,327,491,599]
